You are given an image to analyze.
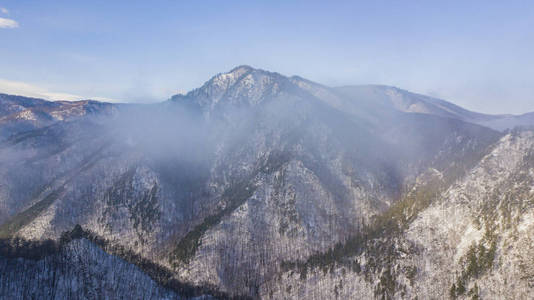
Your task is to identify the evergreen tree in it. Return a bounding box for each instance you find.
[449,283,456,299]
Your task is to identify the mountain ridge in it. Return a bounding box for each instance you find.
[3,66,534,132]
[1,66,534,299]
[166,66,534,131]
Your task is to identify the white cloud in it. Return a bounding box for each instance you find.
[0,17,18,28]
[0,78,121,103]
[1,7,8,14]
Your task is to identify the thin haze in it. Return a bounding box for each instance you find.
[0,0,533,114]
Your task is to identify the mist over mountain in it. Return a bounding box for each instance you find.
[1,66,534,299]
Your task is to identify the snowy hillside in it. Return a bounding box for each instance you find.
[1,66,533,299]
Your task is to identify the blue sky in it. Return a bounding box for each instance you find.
[0,1,533,114]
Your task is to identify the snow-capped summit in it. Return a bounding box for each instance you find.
[170,65,297,113]
[2,66,534,299]
[168,67,534,131]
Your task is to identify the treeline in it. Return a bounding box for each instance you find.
[0,225,249,300]
[0,237,60,260]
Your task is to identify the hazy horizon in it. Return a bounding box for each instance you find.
[1,1,533,114]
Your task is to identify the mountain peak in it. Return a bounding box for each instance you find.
[171,66,292,113]
[228,64,254,74]
[207,65,255,90]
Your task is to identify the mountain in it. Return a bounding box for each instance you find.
[0,93,115,142]
[335,85,534,131]
[0,66,533,299]
[272,129,534,299]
